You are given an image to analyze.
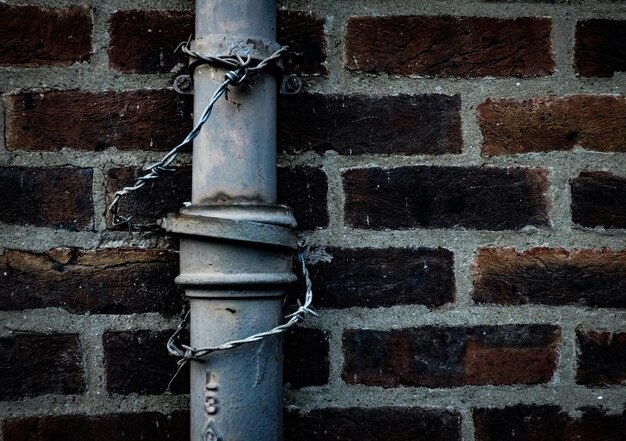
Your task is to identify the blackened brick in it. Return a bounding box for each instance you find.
[0,333,84,399]
[478,95,626,155]
[285,407,461,441]
[0,4,91,67]
[104,330,188,394]
[571,172,626,229]
[278,166,328,230]
[4,90,192,151]
[0,167,93,230]
[109,10,193,74]
[3,411,189,441]
[575,19,626,77]
[278,10,327,76]
[284,328,330,388]
[0,248,183,315]
[343,325,560,387]
[345,16,553,77]
[576,330,626,386]
[472,248,626,308]
[343,166,548,230]
[106,167,191,229]
[278,93,462,155]
[306,247,454,308]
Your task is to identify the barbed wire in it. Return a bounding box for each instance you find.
[107,44,288,231]
[167,248,316,366]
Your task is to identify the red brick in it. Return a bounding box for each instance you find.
[305,247,454,308]
[576,330,626,386]
[345,16,553,77]
[0,4,91,67]
[0,248,183,315]
[285,407,461,441]
[109,10,193,74]
[575,19,626,77]
[343,166,548,230]
[478,95,626,155]
[284,327,330,388]
[3,411,189,441]
[4,90,192,151]
[278,10,327,76]
[343,325,560,387]
[472,248,626,308]
[0,333,84,400]
[106,167,191,229]
[278,93,461,155]
[0,167,93,230]
[104,330,188,395]
[474,405,626,441]
[571,172,626,229]
[278,166,328,230]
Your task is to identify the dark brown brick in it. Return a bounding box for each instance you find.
[109,10,193,74]
[278,166,328,230]
[306,247,454,308]
[0,248,183,315]
[278,10,327,76]
[278,93,462,155]
[345,16,553,77]
[474,406,626,441]
[343,166,548,230]
[472,248,626,308]
[343,325,560,387]
[104,330,188,394]
[575,19,626,77]
[4,90,192,151]
[0,333,84,400]
[478,95,626,155]
[0,167,93,230]
[576,330,626,386]
[3,411,189,441]
[0,4,91,67]
[106,167,191,229]
[284,327,330,388]
[571,172,626,229]
[285,407,461,441]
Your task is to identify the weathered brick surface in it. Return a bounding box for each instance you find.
[278,166,328,230]
[3,412,190,441]
[345,16,553,77]
[0,4,91,67]
[278,10,327,75]
[343,325,560,387]
[108,10,193,74]
[0,167,93,230]
[343,166,548,230]
[106,167,191,228]
[284,327,330,388]
[571,172,626,229]
[478,95,626,155]
[576,330,626,386]
[0,248,183,315]
[0,333,84,400]
[575,19,626,77]
[278,93,462,155]
[104,330,188,394]
[472,248,626,308]
[306,247,454,308]
[285,407,461,441]
[4,90,192,151]
[474,405,626,441]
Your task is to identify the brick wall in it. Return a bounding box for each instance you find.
[0,0,625,440]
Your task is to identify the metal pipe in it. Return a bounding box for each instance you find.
[164,1,293,440]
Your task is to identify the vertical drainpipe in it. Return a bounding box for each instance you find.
[162,0,294,440]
